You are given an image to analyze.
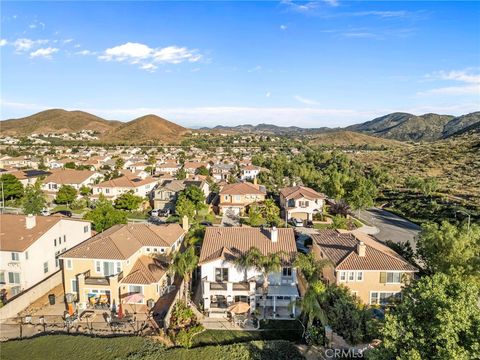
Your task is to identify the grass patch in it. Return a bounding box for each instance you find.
[1,335,303,360]
[313,222,331,229]
[51,205,85,215]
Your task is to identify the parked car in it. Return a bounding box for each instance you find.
[291,218,304,227]
[150,209,160,217]
[52,210,73,217]
[158,208,171,217]
[40,208,50,216]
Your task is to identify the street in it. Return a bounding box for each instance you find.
[357,208,421,249]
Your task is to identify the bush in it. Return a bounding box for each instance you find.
[174,324,204,348]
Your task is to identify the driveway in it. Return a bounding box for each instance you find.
[357,208,421,249]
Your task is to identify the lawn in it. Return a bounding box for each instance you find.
[1,335,304,360]
[51,205,85,215]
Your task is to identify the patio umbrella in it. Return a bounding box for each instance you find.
[228,301,250,314]
[123,293,144,314]
[117,303,123,319]
[68,303,74,316]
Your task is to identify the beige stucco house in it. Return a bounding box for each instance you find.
[217,182,266,215]
[311,229,418,305]
[279,186,326,221]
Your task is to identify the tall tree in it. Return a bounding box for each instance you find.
[55,185,78,204]
[114,157,125,170]
[345,176,377,212]
[368,274,480,360]
[83,197,127,232]
[22,183,46,215]
[0,174,23,200]
[172,246,198,301]
[416,221,480,281]
[114,191,143,211]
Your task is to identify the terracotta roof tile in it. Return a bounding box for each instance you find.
[44,169,97,185]
[280,186,325,200]
[219,182,266,196]
[121,255,167,285]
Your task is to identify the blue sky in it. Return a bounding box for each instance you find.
[1,1,479,127]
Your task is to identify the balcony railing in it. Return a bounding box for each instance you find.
[233,282,249,290]
[210,282,227,290]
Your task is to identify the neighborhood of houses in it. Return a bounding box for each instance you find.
[0,145,418,344]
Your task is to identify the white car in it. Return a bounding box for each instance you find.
[291,218,304,227]
[40,209,50,216]
[151,209,160,217]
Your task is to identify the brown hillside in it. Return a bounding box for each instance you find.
[0,109,120,136]
[308,131,406,148]
[102,114,188,144]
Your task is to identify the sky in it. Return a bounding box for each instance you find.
[1,1,479,128]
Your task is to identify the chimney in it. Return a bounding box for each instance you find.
[26,214,36,229]
[253,177,258,185]
[182,215,189,231]
[357,241,366,257]
[270,226,278,243]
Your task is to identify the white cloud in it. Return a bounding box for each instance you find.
[29,47,59,58]
[281,0,319,13]
[280,24,288,30]
[248,65,262,73]
[63,38,74,44]
[75,49,95,56]
[98,42,202,70]
[13,38,48,52]
[294,95,320,105]
[353,11,408,18]
[0,39,7,47]
[418,69,480,96]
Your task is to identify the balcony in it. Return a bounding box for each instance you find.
[83,270,123,286]
[210,282,227,290]
[233,282,249,290]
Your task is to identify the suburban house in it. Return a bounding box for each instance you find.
[183,161,210,175]
[240,165,264,181]
[60,222,186,309]
[92,174,158,200]
[151,179,210,210]
[279,186,326,221]
[155,161,181,176]
[310,229,418,305]
[217,181,266,215]
[0,214,92,299]
[199,227,299,318]
[9,169,51,187]
[211,163,236,182]
[41,169,103,193]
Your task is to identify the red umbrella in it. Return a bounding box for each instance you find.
[117,303,123,319]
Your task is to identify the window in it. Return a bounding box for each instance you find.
[11,286,21,296]
[84,225,89,233]
[55,251,60,268]
[356,272,364,281]
[71,279,78,293]
[129,285,143,295]
[370,292,402,305]
[66,259,72,270]
[103,262,114,276]
[105,188,110,194]
[54,238,57,247]
[43,262,49,274]
[160,248,165,253]
[116,262,121,273]
[95,261,101,273]
[146,248,150,252]
[8,272,20,284]
[282,267,292,277]
[299,200,309,208]
[215,268,229,282]
[339,271,346,281]
[234,195,241,202]
[11,253,19,261]
[64,235,66,243]
[234,295,248,303]
[348,271,355,281]
[0,272,5,284]
[25,252,29,260]
[386,272,402,283]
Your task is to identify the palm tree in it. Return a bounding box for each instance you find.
[294,252,331,283]
[237,247,284,318]
[294,282,328,337]
[172,246,198,302]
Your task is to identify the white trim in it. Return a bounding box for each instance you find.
[369,291,402,305]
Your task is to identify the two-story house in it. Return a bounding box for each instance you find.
[183,161,210,175]
[217,182,266,215]
[41,169,103,194]
[92,174,158,200]
[311,229,418,305]
[240,165,264,181]
[0,214,92,299]
[279,186,326,221]
[151,179,210,210]
[156,161,181,176]
[60,222,186,310]
[211,163,236,182]
[199,227,299,318]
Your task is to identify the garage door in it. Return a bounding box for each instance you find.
[291,212,309,220]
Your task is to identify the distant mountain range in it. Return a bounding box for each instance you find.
[1,109,479,143]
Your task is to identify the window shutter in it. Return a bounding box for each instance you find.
[380,272,386,283]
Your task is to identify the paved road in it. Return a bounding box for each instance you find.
[358,208,421,249]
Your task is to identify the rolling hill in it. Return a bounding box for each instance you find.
[101,114,188,143]
[0,109,121,136]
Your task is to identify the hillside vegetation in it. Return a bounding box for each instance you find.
[308,130,406,148]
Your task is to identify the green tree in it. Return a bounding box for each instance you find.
[0,174,24,200]
[235,247,284,317]
[79,185,92,197]
[322,169,348,200]
[246,204,266,227]
[294,252,331,282]
[263,198,281,226]
[114,191,143,211]
[176,168,187,180]
[55,185,78,204]
[182,186,206,209]
[368,274,480,360]
[175,196,195,220]
[195,166,210,176]
[22,183,46,215]
[114,158,125,170]
[416,221,480,281]
[83,197,127,232]
[345,176,377,211]
[172,246,198,301]
[64,162,76,169]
